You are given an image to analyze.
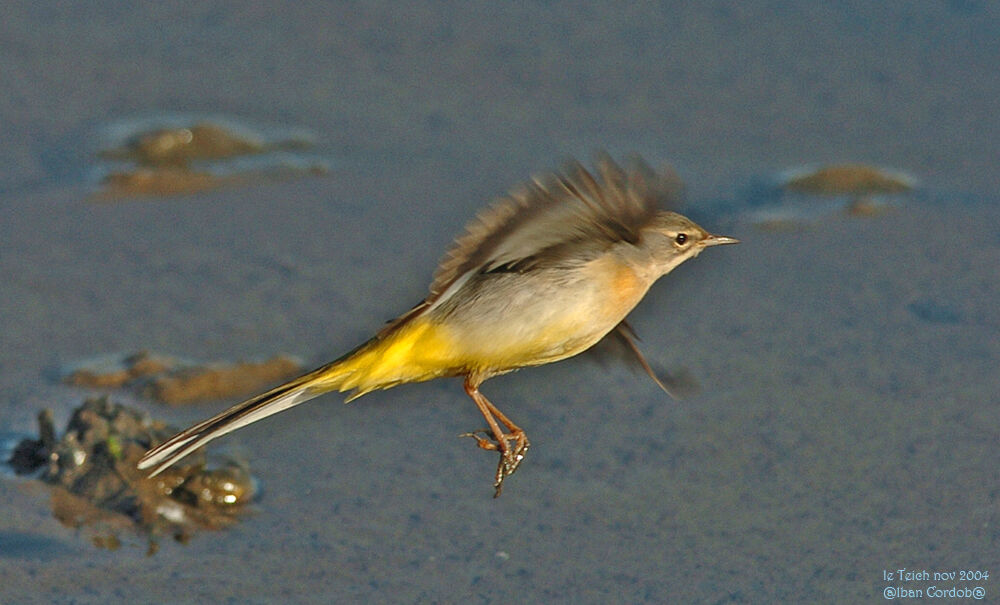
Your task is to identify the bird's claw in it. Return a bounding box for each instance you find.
[460,429,530,497]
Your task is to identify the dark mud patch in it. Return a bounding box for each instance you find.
[6,397,257,553]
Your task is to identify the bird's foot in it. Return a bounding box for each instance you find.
[460,429,530,497]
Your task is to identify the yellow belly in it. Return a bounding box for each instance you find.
[330,317,463,393]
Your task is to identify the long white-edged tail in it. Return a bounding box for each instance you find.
[139,314,446,476]
[137,369,328,477]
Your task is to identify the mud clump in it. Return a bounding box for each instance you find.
[142,356,302,405]
[780,163,914,219]
[64,351,174,389]
[750,163,916,230]
[102,122,268,166]
[6,397,257,551]
[92,115,328,199]
[782,163,914,196]
[64,351,302,406]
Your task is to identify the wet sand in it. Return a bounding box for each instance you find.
[1,3,997,602]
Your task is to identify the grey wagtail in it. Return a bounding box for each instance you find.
[139,154,738,496]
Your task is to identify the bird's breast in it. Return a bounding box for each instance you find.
[580,254,651,324]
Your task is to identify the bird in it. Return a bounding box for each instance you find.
[138,154,738,496]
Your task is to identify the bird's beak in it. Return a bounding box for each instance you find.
[703,234,740,247]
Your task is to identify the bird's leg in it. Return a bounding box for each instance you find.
[460,378,530,497]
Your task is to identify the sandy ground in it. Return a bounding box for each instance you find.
[0,3,997,603]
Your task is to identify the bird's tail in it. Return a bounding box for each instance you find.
[138,312,459,476]
[138,340,376,477]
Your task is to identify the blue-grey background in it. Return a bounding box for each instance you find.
[1,3,997,602]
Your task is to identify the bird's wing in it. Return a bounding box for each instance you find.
[428,153,682,304]
[596,321,701,399]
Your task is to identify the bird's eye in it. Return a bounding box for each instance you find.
[675,233,688,245]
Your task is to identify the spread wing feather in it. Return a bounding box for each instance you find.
[428,153,682,303]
